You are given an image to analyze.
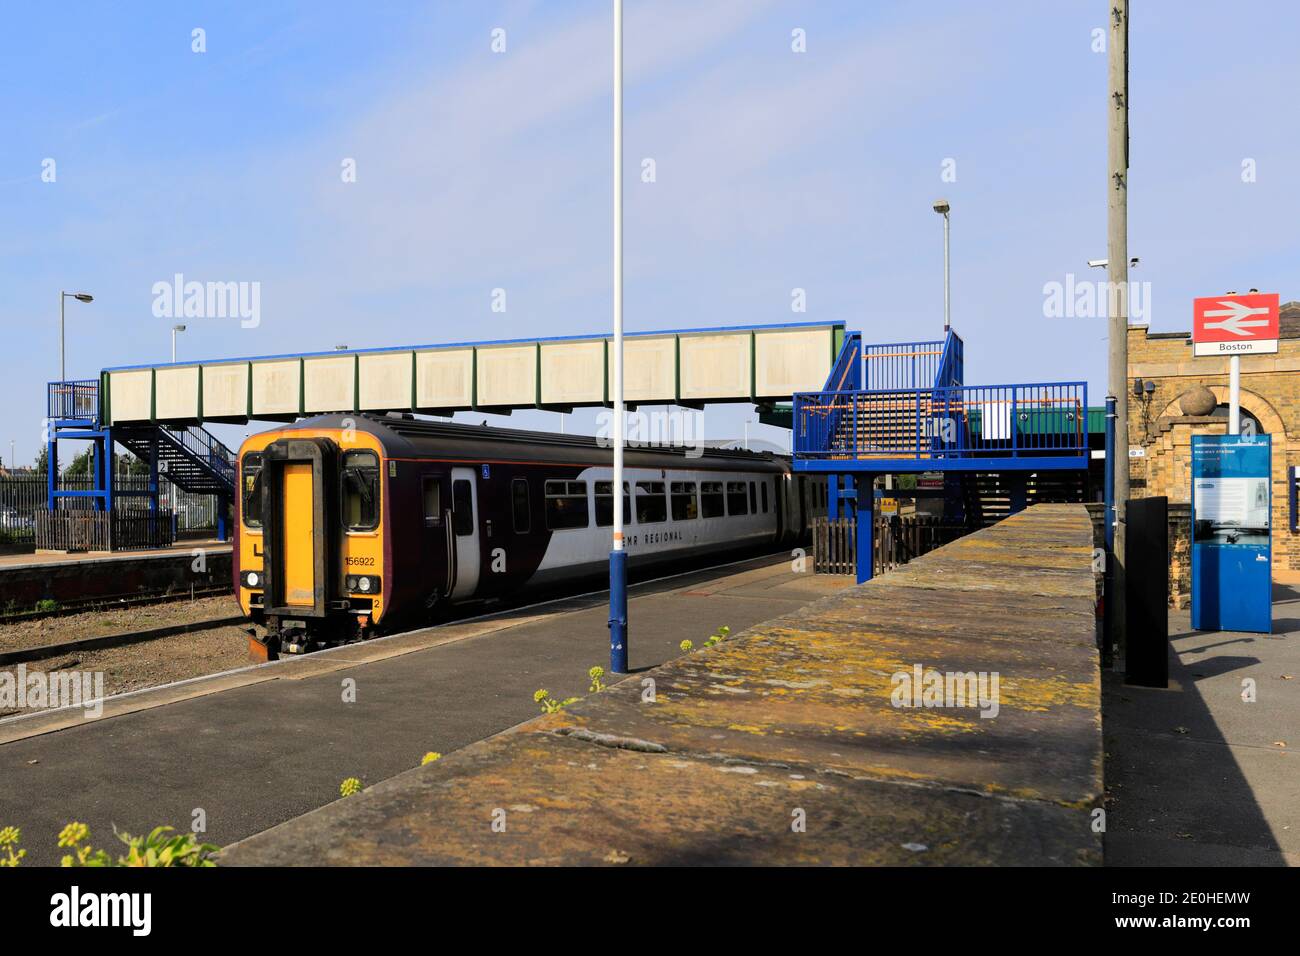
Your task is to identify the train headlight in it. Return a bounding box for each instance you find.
[345,575,358,590]
[345,575,379,595]
[357,576,372,593]
[242,570,262,589]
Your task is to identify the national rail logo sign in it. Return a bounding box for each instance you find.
[1192,292,1280,356]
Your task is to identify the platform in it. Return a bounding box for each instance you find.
[0,553,846,864]
[219,504,1102,866]
[0,540,232,609]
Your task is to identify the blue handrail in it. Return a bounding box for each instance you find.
[48,381,100,421]
[793,381,1088,461]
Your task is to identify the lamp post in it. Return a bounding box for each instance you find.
[59,291,94,381]
[171,324,187,363]
[608,0,628,674]
[932,200,950,333]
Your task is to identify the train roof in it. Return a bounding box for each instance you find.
[260,413,791,473]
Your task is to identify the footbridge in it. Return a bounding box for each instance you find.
[43,319,1089,559]
[44,321,846,548]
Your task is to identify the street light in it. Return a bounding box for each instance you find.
[171,324,187,363]
[59,291,94,381]
[932,200,950,333]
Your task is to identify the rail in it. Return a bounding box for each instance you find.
[793,381,1088,462]
[862,330,963,391]
[165,426,236,482]
[47,380,100,422]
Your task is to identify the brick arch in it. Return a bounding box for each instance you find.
[1207,385,1289,438]
[1156,386,1288,437]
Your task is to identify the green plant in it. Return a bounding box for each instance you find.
[339,777,363,797]
[588,666,606,693]
[533,689,577,714]
[58,822,216,867]
[0,826,25,867]
[679,639,693,653]
[703,625,731,648]
[34,599,59,614]
[115,827,218,867]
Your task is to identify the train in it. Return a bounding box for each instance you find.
[234,413,826,656]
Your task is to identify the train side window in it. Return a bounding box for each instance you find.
[700,481,724,518]
[727,481,748,516]
[512,478,530,534]
[545,479,589,530]
[635,481,667,523]
[594,481,631,527]
[670,481,698,520]
[761,481,769,513]
[342,450,380,532]
[421,477,442,527]
[451,479,474,536]
[241,453,263,529]
[749,481,757,514]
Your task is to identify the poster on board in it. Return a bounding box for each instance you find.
[1191,434,1272,633]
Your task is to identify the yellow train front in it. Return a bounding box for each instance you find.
[235,419,388,657]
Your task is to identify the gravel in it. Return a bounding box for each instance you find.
[0,596,253,718]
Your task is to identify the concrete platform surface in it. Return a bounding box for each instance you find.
[1104,579,1300,866]
[0,552,845,865]
[0,540,232,608]
[222,504,1102,867]
[0,539,230,569]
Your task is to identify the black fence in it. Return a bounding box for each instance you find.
[812,514,967,577]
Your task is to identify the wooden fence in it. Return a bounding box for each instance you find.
[812,514,966,577]
[35,509,175,553]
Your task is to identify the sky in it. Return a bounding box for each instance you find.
[2,0,1298,466]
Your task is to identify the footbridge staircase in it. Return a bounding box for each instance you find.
[792,329,1089,581]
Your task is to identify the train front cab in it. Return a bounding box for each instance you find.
[237,428,388,656]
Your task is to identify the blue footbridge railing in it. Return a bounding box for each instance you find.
[793,380,1089,471]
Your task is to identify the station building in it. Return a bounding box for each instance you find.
[1126,300,1300,575]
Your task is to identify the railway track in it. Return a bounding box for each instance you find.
[0,583,233,626]
[0,613,248,666]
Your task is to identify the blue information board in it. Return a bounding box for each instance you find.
[1191,434,1272,633]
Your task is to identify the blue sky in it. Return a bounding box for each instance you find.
[2,1,1297,464]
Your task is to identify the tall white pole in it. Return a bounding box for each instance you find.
[608,0,628,672]
[59,292,66,382]
[1229,355,1241,434]
[172,328,178,364]
[613,0,624,554]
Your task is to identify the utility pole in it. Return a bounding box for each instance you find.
[1106,0,1129,662]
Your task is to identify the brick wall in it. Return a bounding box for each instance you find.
[1087,501,1191,608]
[1126,312,1300,573]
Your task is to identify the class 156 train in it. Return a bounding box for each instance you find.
[234,413,826,656]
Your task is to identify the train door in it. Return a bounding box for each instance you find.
[261,437,335,618]
[281,463,316,607]
[448,467,480,599]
